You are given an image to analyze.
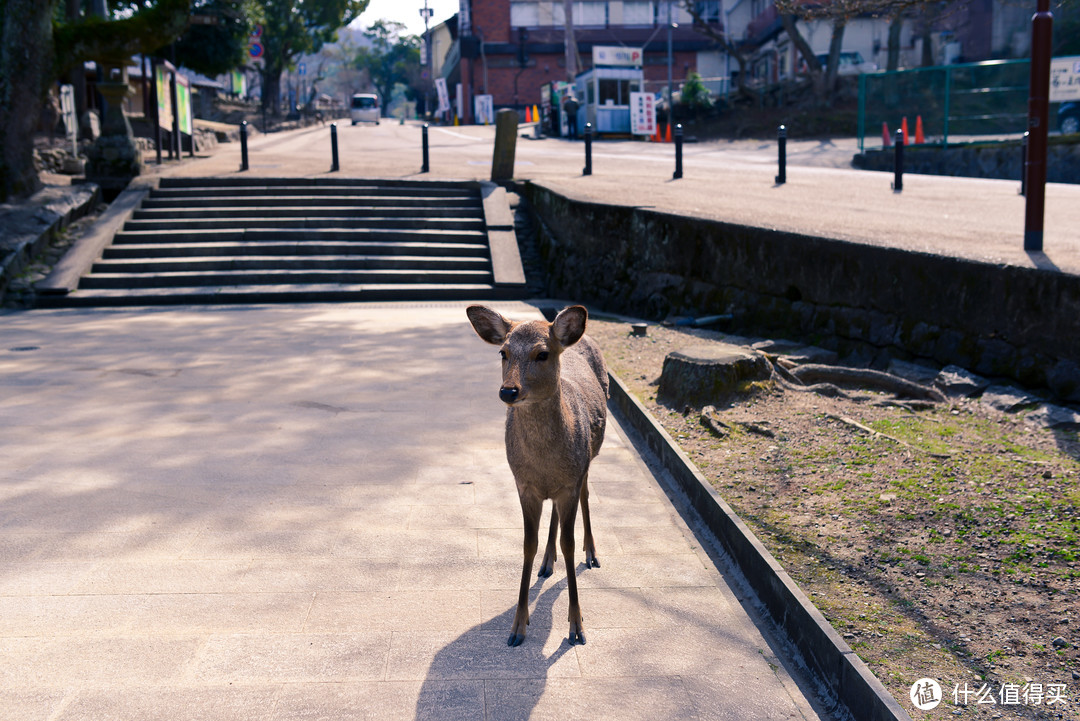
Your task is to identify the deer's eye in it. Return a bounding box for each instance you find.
[499,350,507,360]
[536,351,549,361]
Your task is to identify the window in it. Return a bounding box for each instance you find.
[598,78,632,105]
[694,0,720,23]
[623,1,653,25]
[578,2,607,26]
[655,1,673,25]
[510,3,540,27]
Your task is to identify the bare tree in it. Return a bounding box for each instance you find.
[679,0,751,97]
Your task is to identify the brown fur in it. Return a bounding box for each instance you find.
[467,305,608,646]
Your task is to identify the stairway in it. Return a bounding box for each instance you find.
[40,177,527,306]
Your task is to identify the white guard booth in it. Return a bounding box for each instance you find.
[575,46,646,137]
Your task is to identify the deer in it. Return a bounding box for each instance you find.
[466,305,609,647]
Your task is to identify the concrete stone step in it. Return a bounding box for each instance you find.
[151,185,476,199]
[102,240,491,259]
[112,228,487,245]
[39,282,511,307]
[123,217,486,232]
[78,268,494,289]
[131,205,482,221]
[157,176,472,191]
[91,254,492,273]
[141,196,479,210]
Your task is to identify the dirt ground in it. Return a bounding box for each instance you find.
[586,316,1080,721]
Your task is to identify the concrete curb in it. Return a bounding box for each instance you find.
[479,181,526,288]
[37,177,157,295]
[606,371,913,721]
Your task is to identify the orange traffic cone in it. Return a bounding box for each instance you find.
[525,106,532,123]
[882,122,892,148]
[901,116,909,145]
[533,105,540,124]
[665,123,672,143]
[915,115,925,144]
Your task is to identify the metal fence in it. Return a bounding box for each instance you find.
[858,59,1031,151]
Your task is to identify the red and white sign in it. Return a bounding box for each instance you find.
[629,91,657,136]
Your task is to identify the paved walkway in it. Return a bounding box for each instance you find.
[157,121,1080,276]
[0,302,825,720]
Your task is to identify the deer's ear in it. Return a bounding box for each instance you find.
[551,305,587,348]
[467,305,514,345]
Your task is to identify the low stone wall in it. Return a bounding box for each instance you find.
[518,181,1080,402]
[853,138,1080,184]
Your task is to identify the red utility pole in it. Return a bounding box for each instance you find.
[1024,0,1053,252]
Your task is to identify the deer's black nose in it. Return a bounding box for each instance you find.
[499,387,519,404]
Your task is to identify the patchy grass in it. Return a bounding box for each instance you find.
[588,318,1080,720]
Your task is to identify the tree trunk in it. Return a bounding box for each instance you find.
[780,13,825,104]
[0,0,56,201]
[921,29,934,66]
[887,12,903,72]
[262,65,283,117]
[824,17,846,105]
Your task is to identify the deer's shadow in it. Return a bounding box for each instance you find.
[413,574,579,720]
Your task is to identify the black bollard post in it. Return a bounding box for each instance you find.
[421,124,430,173]
[583,123,593,176]
[673,123,683,179]
[239,121,249,172]
[892,126,904,192]
[775,124,787,184]
[1020,131,1029,196]
[330,123,339,172]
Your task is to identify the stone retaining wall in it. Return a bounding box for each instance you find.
[518,181,1080,401]
[853,139,1080,184]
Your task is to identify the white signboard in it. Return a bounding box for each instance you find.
[474,94,494,125]
[434,77,451,114]
[629,91,657,136]
[59,84,77,154]
[1050,55,1080,102]
[592,46,643,67]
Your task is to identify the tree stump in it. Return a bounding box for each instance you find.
[658,344,772,408]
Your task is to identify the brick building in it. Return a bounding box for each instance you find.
[446,1,725,123]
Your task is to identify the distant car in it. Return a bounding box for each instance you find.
[350,94,380,125]
[811,51,879,75]
[1060,102,1080,135]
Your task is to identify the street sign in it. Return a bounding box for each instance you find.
[249,42,263,59]
[298,62,306,76]
[250,24,262,38]
[1050,55,1080,102]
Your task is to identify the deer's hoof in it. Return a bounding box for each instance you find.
[568,628,586,646]
[507,632,526,647]
[537,564,554,578]
[585,555,600,569]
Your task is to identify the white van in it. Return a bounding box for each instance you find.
[350,94,380,125]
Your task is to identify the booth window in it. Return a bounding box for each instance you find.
[597,78,639,106]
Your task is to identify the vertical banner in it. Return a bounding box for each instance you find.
[155,64,173,131]
[629,91,657,136]
[474,94,494,125]
[177,75,193,136]
[434,77,451,114]
[455,83,463,120]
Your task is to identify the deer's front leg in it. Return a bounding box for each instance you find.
[557,493,585,645]
[509,494,542,647]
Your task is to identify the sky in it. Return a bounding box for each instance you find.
[351,0,461,37]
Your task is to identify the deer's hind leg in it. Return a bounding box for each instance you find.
[579,473,599,569]
[538,502,559,578]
